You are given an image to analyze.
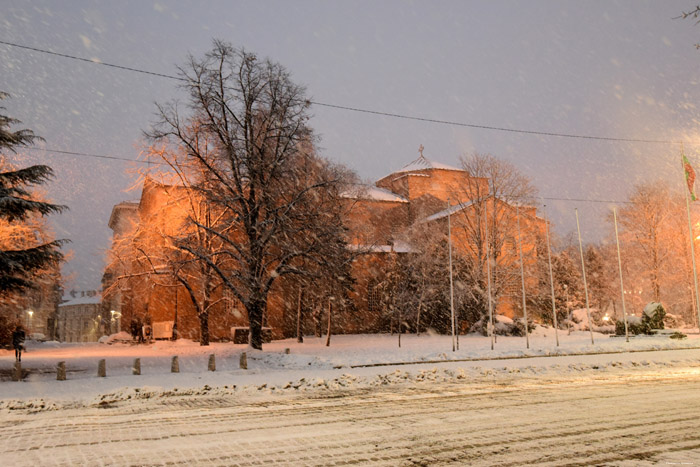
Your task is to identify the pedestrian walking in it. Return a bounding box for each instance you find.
[130,319,139,342]
[12,326,25,362]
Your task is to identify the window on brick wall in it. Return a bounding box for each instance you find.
[367,279,381,312]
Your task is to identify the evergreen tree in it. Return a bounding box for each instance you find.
[0,92,66,295]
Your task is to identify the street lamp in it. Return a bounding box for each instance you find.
[26,310,33,334]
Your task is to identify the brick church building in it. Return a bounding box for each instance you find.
[103,149,545,341]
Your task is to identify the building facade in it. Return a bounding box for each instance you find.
[103,151,546,341]
[57,291,103,342]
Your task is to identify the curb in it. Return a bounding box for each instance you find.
[337,345,700,369]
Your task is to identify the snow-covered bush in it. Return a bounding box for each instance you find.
[469,314,537,336]
[568,308,615,334]
[615,315,645,336]
[487,315,535,336]
[663,313,683,329]
[642,302,666,331]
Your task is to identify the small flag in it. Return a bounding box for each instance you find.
[683,153,697,201]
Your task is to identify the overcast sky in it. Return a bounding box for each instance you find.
[2,1,700,290]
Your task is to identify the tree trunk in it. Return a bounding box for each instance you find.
[325,299,332,347]
[198,277,213,346]
[313,302,322,337]
[199,310,209,346]
[296,287,304,343]
[398,307,401,348]
[248,299,265,350]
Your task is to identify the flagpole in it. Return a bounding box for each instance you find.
[575,208,595,345]
[682,148,700,333]
[448,198,456,352]
[516,206,530,349]
[543,205,559,347]
[484,203,495,350]
[612,207,629,343]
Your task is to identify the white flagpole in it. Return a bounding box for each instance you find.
[682,152,700,333]
[516,206,529,349]
[612,207,629,343]
[543,205,559,347]
[448,198,456,352]
[575,208,595,345]
[484,203,495,350]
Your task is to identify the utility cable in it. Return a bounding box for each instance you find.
[0,39,683,145]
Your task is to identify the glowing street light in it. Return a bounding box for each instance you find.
[26,309,34,333]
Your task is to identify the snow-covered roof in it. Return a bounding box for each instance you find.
[423,200,476,222]
[341,185,408,203]
[347,241,412,253]
[393,155,462,175]
[60,295,101,307]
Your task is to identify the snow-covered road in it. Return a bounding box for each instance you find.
[3,363,700,466]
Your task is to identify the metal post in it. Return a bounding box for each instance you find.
[483,204,495,350]
[683,151,700,333]
[575,208,595,344]
[613,208,630,342]
[517,206,529,349]
[543,205,559,346]
[448,198,456,352]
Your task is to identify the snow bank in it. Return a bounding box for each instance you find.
[1,330,699,409]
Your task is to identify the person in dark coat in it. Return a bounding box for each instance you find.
[130,319,139,342]
[12,326,25,362]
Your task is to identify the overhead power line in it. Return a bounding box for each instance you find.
[26,146,632,205]
[27,147,149,164]
[308,102,677,145]
[0,39,682,145]
[0,40,184,81]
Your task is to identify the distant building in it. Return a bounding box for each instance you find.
[101,201,139,336]
[57,291,103,342]
[103,150,545,341]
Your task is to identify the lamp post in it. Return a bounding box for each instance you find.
[110,310,116,334]
[26,310,33,334]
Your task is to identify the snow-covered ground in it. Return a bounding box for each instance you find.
[4,330,700,465]
[2,328,700,404]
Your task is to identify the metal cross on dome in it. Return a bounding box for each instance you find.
[418,144,424,157]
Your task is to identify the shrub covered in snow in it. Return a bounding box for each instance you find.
[615,304,669,336]
[568,308,615,334]
[615,315,645,336]
[642,302,666,331]
[663,313,683,329]
[473,315,536,336]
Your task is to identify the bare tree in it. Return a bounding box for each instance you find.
[677,5,700,48]
[614,182,688,317]
[147,41,350,349]
[452,153,538,328]
[615,182,679,303]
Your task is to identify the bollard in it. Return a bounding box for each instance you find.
[208,354,216,372]
[97,359,106,377]
[57,361,66,381]
[284,348,290,355]
[12,362,21,382]
[133,358,141,376]
[171,356,179,373]
[239,351,247,370]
